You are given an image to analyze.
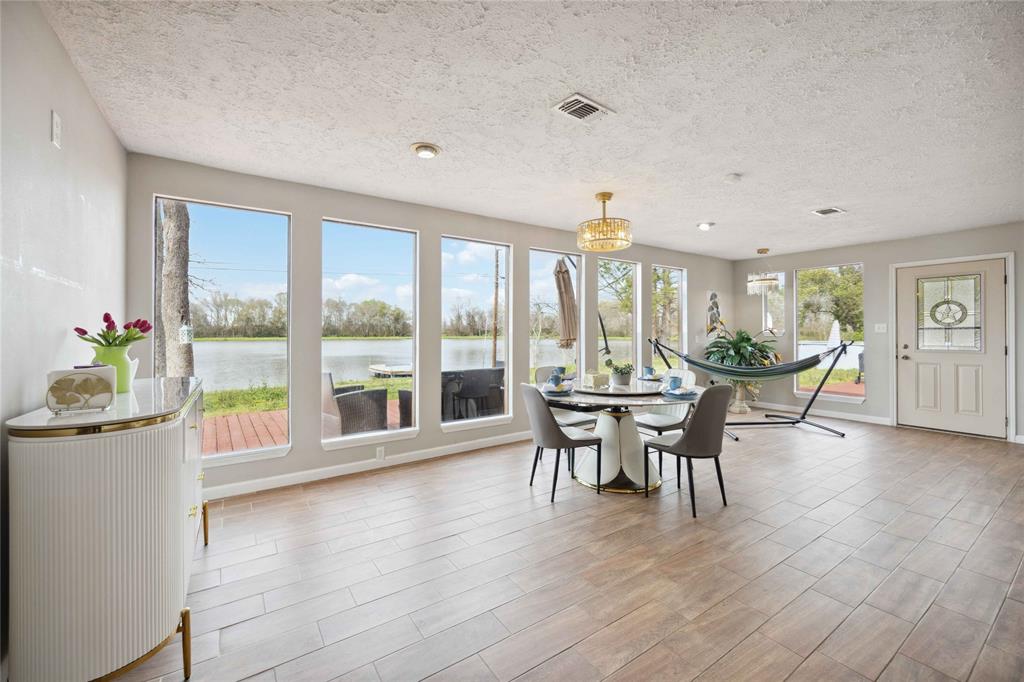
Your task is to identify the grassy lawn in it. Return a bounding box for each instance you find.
[204,377,413,417]
[797,367,862,388]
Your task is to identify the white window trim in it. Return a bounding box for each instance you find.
[792,390,866,405]
[441,414,514,433]
[202,444,290,468]
[322,427,421,452]
[793,262,866,402]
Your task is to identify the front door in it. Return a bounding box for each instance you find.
[896,258,1007,438]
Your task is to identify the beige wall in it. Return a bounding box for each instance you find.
[125,154,736,495]
[730,222,1023,437]
[1,1,128,674]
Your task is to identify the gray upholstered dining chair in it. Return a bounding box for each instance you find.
[635,368,697,473]
[534,366,597,429]
[642,384,733,516]
[521,384,603,501]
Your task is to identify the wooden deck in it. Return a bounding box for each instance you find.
[203,401,402,455]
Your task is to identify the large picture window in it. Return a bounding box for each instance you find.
[321,221,416,441]
[597,258,637,368]
[529,250,581,382]
[795,264,865,397]
[441,237,509,423]
[651,265,686,370]
[762,272,786,335]
[154,197,290,456]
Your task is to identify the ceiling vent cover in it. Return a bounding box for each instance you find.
[554,93,613,121]
[812,207,846,216]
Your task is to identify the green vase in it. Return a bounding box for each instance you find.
[91,346,137,393]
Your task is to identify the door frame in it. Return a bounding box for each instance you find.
[887,252,1016,441]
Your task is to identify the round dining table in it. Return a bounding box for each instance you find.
[541,381,704,493]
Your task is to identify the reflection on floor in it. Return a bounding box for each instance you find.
[149,410,1021,681]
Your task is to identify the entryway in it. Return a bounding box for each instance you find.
[895,257,1008,438]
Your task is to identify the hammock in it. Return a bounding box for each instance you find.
[682,346,842,381]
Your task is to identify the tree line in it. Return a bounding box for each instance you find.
[797,265,865,341]
[187,291,413,338]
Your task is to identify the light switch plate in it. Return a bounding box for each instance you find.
[874,323,887,333]
[51,110,62,149]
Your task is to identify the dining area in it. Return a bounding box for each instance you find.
[523,365,733,515]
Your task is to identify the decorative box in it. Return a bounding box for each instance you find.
[45,366,116,414]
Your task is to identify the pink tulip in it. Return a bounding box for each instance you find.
[124,321,134,329]
[74,327,88,336]
[139,322,153,333]
[102,312,113,324]
[105,320,117,331]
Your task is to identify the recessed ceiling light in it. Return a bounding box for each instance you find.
[411,142,440,159]
[697,222,715,232]
[812,207,845,216]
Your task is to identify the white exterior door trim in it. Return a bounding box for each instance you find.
[887,252,1016,440]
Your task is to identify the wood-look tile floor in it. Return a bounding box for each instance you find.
[133,411,1024,682]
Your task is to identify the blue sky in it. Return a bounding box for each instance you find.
[185,202,527,316]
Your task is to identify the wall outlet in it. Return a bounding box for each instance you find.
[874,323,887,333]
[51,110,62,149]
[375,446,385,461]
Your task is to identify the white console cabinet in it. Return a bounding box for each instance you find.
[7,378,207,681]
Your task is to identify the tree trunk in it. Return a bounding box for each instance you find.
[159,200,194,377]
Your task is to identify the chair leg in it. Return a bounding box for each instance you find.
[551,448,561,503]
[644,444,650,497]
[529,446,541,486]
[686,458,696,517]
[659,450,663,476]
[714,457,727,506]
[596,443,602,494]
[569,448,575,479]
[676,456,681,489]
[566,448,572,473]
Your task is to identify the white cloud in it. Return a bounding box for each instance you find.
[323,273,392,303]
[394,283,413,306]
[455,241,499,265]
[461,273,488,283]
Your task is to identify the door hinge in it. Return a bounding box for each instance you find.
[1005,274,1009,285]
[1007,346,1010,356]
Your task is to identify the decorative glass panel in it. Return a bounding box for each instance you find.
[916,274,981,351]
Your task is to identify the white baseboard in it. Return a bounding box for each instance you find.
[204,430,533,500]
[746,401,894,427]
[1012,434,1024,445]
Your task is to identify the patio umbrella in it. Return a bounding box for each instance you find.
[554,257,578,349]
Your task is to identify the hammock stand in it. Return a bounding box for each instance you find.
[649,338,851,439]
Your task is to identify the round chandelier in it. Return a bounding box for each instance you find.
[746,272,781,295]
[577,192,632,252]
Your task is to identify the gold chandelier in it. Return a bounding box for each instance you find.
[577,192,632,252]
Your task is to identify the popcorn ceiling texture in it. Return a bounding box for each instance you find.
[41,1,1024,259]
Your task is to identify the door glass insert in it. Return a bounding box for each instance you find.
[916,274,981,351]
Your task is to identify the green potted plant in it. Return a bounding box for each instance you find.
[604,358,634,386]
[704,327,781,413]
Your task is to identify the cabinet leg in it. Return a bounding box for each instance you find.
[201,500,209,546]
[179,607,192,679]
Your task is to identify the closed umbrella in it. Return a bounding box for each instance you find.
[554,257,578,349]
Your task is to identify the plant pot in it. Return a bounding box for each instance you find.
[91,345,138,393]
[610,373,632,387]
[729,384,751,414]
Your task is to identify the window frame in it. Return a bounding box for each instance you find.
[320,217,421,450]
[152,193,293,467]
[792,261,866,403]
[597,256,641,370]
[439,234,514,431]
[528,247,584,383]
[760,271,787,337]
[651,263,688,368]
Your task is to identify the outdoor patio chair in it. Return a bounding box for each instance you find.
[336,388,387,435]
[455,368,495,419]
[399,390,412,428]
[321,372,342,438]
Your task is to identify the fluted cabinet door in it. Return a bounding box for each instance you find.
[9,420,186,681]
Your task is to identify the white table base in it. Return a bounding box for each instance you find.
[575,410,662,493]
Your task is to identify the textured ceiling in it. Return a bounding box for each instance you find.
[42,1,1024,259]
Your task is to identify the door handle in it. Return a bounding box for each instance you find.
[900,355,911,360]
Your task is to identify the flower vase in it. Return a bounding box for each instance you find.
[91,346,138,393]
[610,372,632,387]
[729,384,751,414]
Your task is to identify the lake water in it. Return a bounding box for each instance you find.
[192,338,862,392]
[193,338,633,391]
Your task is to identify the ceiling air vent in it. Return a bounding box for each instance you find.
[554,93,613,121]
[812,207,846,216]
